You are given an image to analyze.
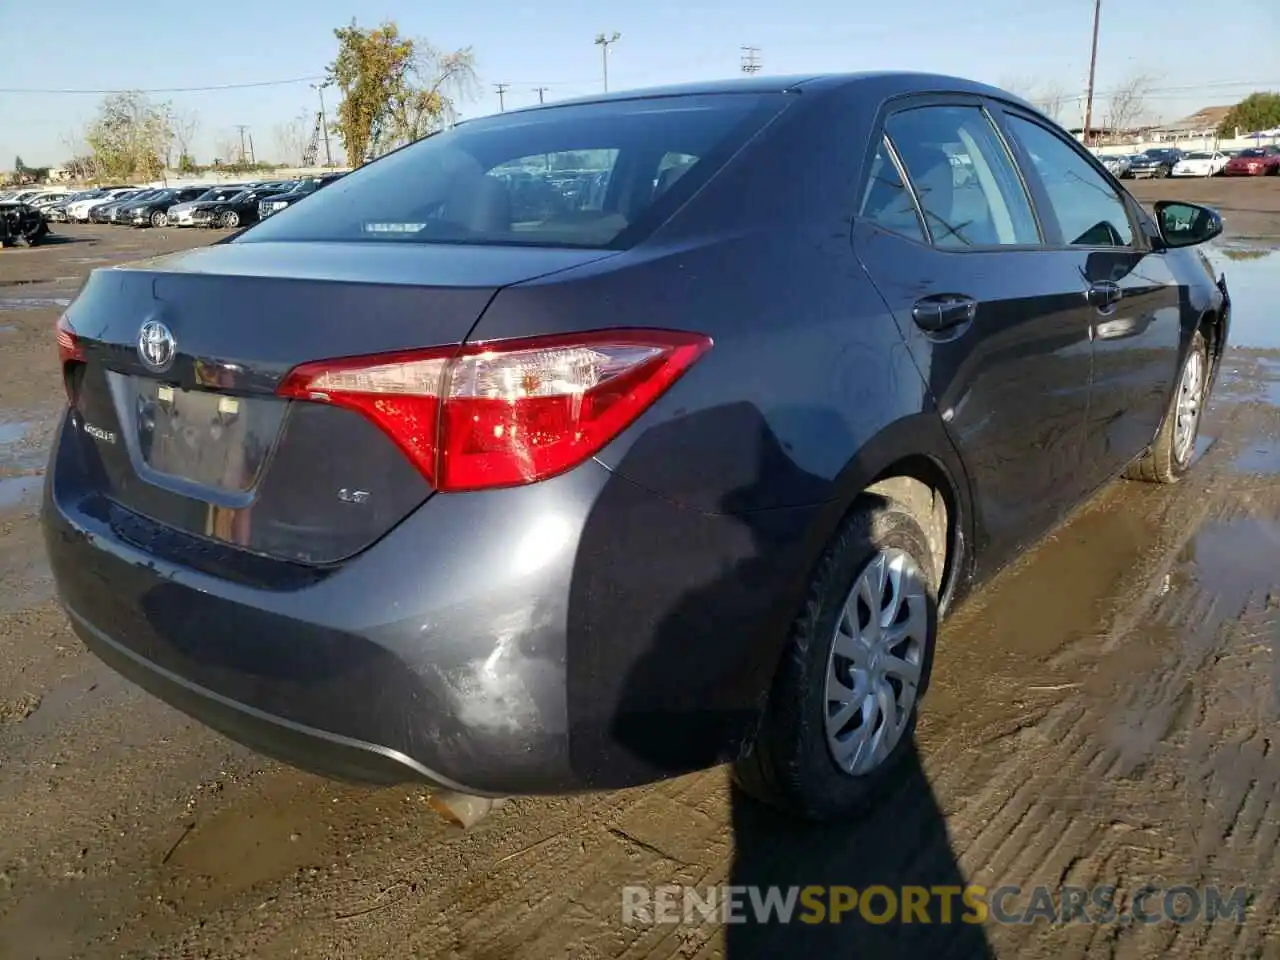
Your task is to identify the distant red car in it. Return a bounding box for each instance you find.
[1224,146,1280,176]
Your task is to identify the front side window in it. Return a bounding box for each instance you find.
[884,104,1039,248]
[239,93,790,249]
[1003,115,1135,247]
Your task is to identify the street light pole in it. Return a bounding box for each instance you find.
[594,32,621,93]
[312,81,334,167]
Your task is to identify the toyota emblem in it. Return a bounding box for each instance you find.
[137,320,176,373]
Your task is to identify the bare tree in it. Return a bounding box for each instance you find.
[997,76,1074,124]
[1105,73,1157,135]
[382,44,479,148]
[273,113,311,166]
[213,131,239,167]
[59,129,95,180]
[997,75,1037,99]
[171,109,200,167]
[1032,81,1070,123]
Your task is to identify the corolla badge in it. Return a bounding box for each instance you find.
[137,320,176,373]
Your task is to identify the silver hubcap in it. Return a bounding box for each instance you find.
[1174,348,1204,463]
[824,548,929,776]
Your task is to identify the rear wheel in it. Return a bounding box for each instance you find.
[733,497,938,821]
[1125,329,1208,483]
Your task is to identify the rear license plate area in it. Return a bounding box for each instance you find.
[134,379,276,493]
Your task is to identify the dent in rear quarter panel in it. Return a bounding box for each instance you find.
[471,83,944,784]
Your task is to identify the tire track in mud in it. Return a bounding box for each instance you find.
[932,443,1280,957]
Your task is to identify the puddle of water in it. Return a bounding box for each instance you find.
[1217,358,1280,406]
[1232,439,1280,474]
[0,324,15,335]
[1193,433,1216,462]
[0,297,70,311]
[0,474,44,511]
[0,421,34,446]
[1180,516,1280,601]
[1205,246,1280,350]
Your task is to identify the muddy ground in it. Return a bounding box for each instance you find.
[0,178,1278,959]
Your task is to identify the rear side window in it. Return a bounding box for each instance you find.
[884,105,1039,248]
[1003,115,1135,248]
[858,137,926,242]
[239,93,789,249]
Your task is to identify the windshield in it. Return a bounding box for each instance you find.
[240,92,790,249]
[1239,148,1265,157]
[1184,153,1211,160]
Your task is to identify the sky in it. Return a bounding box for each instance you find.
[1,0,1277,168]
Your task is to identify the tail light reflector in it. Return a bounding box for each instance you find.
[278,329,712,492]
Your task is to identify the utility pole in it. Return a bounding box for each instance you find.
[595,32,621,92]
[740,46,762,74]
[235,125,249,165]
[1082,0,1102,146]
[494,82,510,112]
[533,86,548,104]
[248,132,256,165]
[311,80,334,167]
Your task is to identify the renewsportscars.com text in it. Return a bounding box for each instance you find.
[622,884,1249,926]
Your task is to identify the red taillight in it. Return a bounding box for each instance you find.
[56,313,86,405]
[278,329,712,492]
[56,313,84,364]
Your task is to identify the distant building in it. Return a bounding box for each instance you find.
[1147,105,1234,139]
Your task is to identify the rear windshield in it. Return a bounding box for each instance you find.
[1239,148,1265,157]
[1184,152,1211,159]
[238,92,789,250]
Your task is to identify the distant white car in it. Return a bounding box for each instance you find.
[1172,151,1229,178]
[30,192,74,208]
[66,188,138,223]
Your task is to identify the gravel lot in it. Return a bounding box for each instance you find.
[1,178,1279,959]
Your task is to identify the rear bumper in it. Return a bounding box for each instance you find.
[42,410,818,794]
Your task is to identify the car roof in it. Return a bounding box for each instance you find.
[492,71,1037,117]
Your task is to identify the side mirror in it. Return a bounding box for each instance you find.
[1154,200,1223,249]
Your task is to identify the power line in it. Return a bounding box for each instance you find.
[494,82,510,112]
[0,76,323,95]
[740,46,762,74]
[533,86,549,104]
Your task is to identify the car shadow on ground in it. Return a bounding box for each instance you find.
[596,403,993,958]
[36,234,97,246]
[726,761,992,958]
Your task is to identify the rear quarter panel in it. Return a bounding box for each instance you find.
[473,82,952,518]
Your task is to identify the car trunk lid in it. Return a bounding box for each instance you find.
[60,240,616,565]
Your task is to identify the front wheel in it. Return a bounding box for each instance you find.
[151,210,167,228]
[733,497,938,821]
[1125,330,1208,483]
[220,210,240,228]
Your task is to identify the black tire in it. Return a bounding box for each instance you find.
[220,210,240,229]
[733,496,939,821]
[1125,329,1208,484]
[151,210,167,228]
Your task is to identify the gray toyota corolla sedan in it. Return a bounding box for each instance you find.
[43,72,1229,820]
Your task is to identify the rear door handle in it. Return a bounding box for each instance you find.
[911,295,977,332]
[1087,281,1123,309]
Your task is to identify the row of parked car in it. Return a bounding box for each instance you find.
[3,173,347,231]
[1097,144,1280,179]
